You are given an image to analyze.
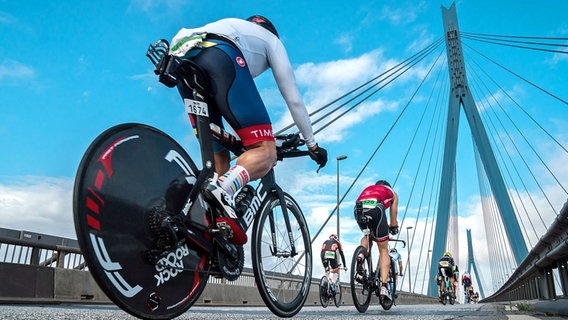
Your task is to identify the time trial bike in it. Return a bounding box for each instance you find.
[73,39,316,319]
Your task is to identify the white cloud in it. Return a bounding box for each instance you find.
[0,59,35,83]
[273,50,402,143]
[333,33,354,54]
[0,176,75,239]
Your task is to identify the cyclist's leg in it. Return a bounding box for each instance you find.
[234,140,276,180]
[329,259,339,284]
[192,44,275,192]
[373,205,389,284]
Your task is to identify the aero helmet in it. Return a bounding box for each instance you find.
[246,15,279,38]
[390,248,397,253]
[443,252,452,257]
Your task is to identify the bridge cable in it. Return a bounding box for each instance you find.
[466,60,558,223]
[471,85,540,245]
[274,37,445,136]
[462,42,568,106]
[460,33,568,55]
[467,63,551,226]
[311,40,445,135]
[407,63,448,292]
[464,49,568,195]
[418,83,447,293]
[305,40,445,246]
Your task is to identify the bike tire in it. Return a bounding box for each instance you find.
[449,289,455,305]
[73,123,209,319]
[334,283,342,308]
[319,276,329,308]
[350,246,372,313]
[251,192,312,318]
[380,259,396,310]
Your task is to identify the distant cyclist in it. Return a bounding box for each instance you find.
[353,180,399,302]
[472,291,479,303]
[467,285,475,303]
[436,252,458,301]
[320,234,347,288]
[462,271,473,300]
[169,16,328,245]
[389,247,404,280]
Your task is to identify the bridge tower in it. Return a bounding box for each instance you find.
[427,3,528,296]
[466,229,485,298]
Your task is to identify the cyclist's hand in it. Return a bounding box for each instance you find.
[308,145,327,171]
[389,225,399,235]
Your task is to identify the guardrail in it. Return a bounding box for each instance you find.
[0,227,436,306]
[484,199,568,315]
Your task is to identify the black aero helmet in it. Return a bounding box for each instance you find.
[246,15,279,38]
[375,180,392,188]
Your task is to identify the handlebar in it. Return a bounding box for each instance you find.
[275,134,310,160]
[389,238,406,248]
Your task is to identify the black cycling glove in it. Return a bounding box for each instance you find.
[308,145,328,172]
[389,226,399,235]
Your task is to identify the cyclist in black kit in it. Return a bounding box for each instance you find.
[321,234,347,287]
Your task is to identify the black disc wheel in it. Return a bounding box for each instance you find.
[73,123,209,319]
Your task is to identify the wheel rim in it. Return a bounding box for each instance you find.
[252,194,311,317]
[350,246,371,313]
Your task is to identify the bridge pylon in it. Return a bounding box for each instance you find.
[427,2,528,296]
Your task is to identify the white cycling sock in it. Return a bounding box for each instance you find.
[218,165,250,196]
[330,272,338,284]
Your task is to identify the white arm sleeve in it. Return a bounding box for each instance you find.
[268,40,316,148]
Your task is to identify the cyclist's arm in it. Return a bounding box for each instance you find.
[389,190,399,227]
[339,250,347,268]
[267,39,316,148]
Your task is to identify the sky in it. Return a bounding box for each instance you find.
[1,0,567,298]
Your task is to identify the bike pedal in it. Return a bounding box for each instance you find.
[215,221,234,238]
[216,217,247,245]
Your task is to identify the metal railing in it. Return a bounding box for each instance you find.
[485,199,568,302]
[0,228,84,270]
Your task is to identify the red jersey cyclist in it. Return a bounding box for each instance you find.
[353,180,399,301]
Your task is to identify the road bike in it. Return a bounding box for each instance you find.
[437,267,456,305]
[73,39,316,319]
[464,285,471,304]
[319,266,346,308]
[350,215,405,312]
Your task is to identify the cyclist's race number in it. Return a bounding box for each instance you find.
[184,98,209,117]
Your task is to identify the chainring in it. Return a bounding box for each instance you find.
[217,244,244,281]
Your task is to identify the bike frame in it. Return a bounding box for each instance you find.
[157,55,308,260]
[359,216,406,289]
